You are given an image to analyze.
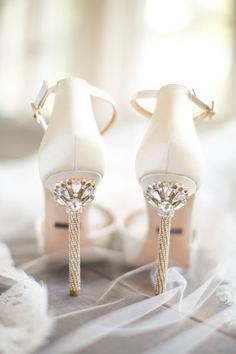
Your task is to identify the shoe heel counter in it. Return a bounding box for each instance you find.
[136,84,205,187]
[38,78,106,185]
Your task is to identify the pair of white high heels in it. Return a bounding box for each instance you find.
[31,78,214,297]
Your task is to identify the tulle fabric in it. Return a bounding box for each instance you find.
[34,256,232,354]
[8,244,232,354]
[0,242,52,354]
[0,240,234,354]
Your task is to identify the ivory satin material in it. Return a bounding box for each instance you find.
[130,84,204,267]
[136,84,204,188]
[39,78,106,189]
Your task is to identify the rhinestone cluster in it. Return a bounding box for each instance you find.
[145,181,189,218]
[53,178,96,213]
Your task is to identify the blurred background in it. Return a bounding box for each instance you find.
[0,0,235,253]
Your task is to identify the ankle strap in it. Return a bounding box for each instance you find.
[131,88,215,122]
[31,81,116,133]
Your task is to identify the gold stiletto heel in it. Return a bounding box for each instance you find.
[145,181,191,295]
[53,179,96,296]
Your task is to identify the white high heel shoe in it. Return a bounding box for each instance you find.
[130,84,215,295]
[31,77,116,296]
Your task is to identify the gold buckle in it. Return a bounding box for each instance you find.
[208,100,215,119]
[191,89,215,120]
[31,103,42,123]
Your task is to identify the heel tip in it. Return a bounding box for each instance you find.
[154,290,164,296]
[70,290,80,297]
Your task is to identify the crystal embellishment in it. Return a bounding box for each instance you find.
[145,181,189,218]
[53,178,96,213]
